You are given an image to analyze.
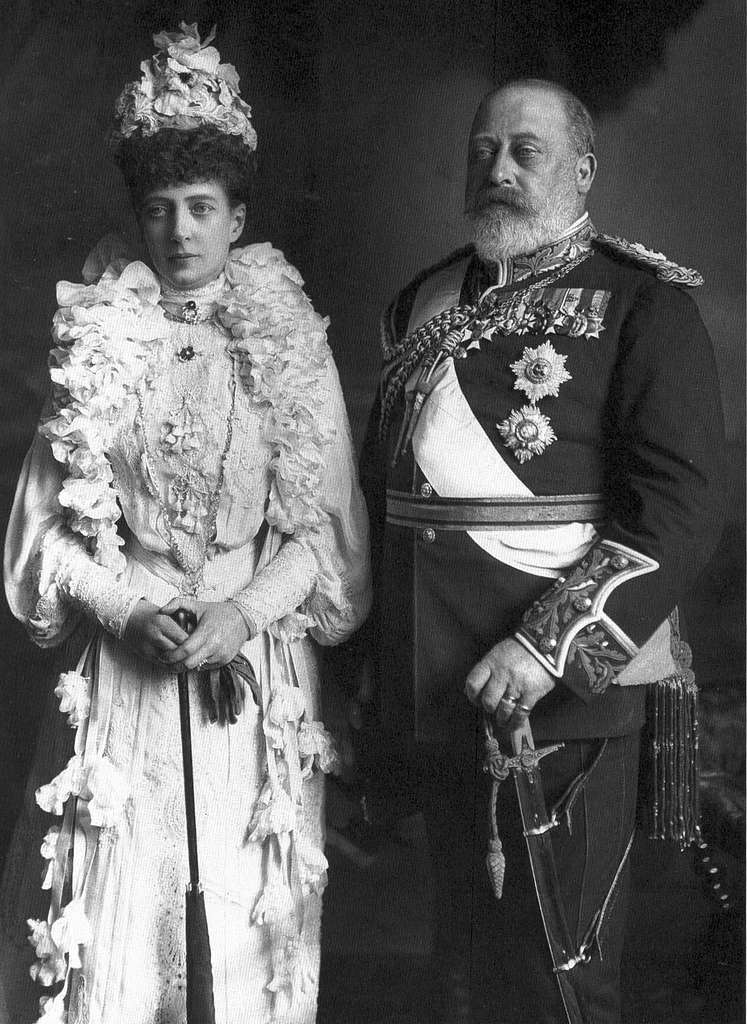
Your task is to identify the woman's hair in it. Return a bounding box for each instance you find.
[112,125,254,210]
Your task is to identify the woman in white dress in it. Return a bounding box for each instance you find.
[0,23,370,1024]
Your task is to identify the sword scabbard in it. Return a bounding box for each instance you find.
[506,717,587,1024]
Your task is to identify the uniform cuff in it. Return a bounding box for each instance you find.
[514,539,658,696]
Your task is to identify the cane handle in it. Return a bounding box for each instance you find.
[172,608,197,636]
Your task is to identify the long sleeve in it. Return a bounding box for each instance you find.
[229,354,372,645]
[515,280,727,699]
[4,431,142,647]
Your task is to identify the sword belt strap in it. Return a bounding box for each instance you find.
[385,491,605,531]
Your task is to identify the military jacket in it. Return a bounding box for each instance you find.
[360,221,726,744]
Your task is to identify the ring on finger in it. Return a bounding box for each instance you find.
[500,693,519,706]
[516,702,532,714]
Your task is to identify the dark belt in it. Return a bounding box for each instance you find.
[385,491,605,530]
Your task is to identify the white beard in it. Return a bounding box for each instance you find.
[466,192,582,262]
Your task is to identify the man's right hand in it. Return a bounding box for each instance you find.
[123,599,189,664]
[464,637,555,720]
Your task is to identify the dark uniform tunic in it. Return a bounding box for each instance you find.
[358,222,726,1023]
[362,225,725,746]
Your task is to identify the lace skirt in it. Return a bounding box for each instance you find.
[0,555,325,1024]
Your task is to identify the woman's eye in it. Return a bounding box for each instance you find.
[145,206,167,219]
[191,204,214,215]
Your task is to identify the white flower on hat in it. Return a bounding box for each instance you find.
[113,22,257,151]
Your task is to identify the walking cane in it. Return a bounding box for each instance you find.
[172,608,216,1024]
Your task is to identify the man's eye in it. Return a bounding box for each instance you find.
[516,147,539,159]
[191,203,214,215]
[472,147,494,161]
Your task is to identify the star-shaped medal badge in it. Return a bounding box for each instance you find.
[510,342,572,402]
[497,405,557,463]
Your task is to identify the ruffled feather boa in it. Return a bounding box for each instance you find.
[41,241,334,578]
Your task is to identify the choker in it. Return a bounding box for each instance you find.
[159,275,226,323]
[160,298,219,324]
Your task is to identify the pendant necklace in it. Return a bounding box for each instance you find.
[136,354,238,597]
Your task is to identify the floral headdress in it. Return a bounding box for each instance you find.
[113,22,257,150]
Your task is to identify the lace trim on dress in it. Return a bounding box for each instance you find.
[56,546,141,639]
[35,242,351,639]
[160,275,227,303]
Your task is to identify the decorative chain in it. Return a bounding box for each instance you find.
[379,250,593,443]
[136,358,238,596]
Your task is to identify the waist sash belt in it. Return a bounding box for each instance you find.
[385,491,605,530]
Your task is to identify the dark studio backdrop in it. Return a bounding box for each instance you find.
[0,0,744,1013]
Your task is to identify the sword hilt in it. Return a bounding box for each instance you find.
[508,717,563,771]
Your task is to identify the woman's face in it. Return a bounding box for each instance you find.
[139,180,246,289]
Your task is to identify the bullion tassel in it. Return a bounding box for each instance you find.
[483,721,510,899]
[646,674,700,848]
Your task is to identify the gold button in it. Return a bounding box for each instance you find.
[420,482,433,497]
[422,527,436,543]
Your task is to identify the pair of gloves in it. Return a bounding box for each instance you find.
[171,608,259,726]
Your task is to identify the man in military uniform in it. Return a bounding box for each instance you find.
[359,79,725,1023]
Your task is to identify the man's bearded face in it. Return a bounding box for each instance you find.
[464,86,586,261]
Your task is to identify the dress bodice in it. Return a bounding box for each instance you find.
[109,309,271,572]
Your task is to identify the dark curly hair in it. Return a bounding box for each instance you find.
[112,125,254,211]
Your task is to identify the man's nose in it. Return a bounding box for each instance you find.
[487,150,515,186]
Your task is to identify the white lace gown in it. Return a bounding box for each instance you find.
[0,248,370,1024]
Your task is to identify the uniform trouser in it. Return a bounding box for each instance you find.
[415,728,641,1024]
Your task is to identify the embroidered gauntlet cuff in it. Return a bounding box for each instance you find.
[56,547,141,639]
[514,539,658,696]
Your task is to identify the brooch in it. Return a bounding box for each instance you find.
[181,300,201,324]
[510,342,571,402]
[497,405,557,463]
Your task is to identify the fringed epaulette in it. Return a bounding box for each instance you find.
[593,234,703,287]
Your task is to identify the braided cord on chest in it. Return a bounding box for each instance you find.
[379,250,593,442]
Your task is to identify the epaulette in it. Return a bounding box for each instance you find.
[593,234,703,287]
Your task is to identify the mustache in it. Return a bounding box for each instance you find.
[467,187,534,214]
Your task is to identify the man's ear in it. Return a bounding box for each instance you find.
[575,153,597,195]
